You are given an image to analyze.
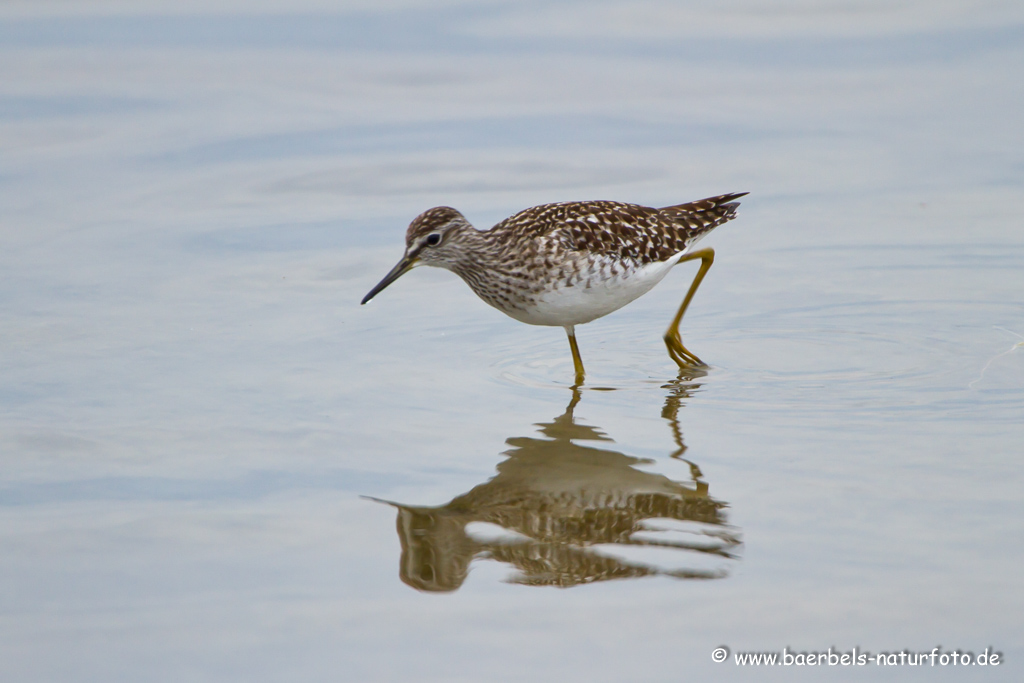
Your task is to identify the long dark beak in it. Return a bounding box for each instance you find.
[361,255,418,305]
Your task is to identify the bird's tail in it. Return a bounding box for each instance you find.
[659,192,747,238]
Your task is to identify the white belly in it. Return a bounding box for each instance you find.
[506,256,683,327]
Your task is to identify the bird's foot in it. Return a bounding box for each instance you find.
[664,333,706,369]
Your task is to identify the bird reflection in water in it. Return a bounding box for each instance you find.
[369,374,741,592]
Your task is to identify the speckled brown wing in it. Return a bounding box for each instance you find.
[491,193,746,266]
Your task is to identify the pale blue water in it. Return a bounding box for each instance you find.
[2,2,1023,681]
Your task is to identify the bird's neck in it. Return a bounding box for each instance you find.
[444,226,517,294]
[449,226,504,269]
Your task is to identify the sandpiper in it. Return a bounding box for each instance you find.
[361,192,746,383]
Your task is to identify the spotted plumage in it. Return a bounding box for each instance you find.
[362,192,747,382]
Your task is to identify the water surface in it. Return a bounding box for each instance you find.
[1,1,1022,681]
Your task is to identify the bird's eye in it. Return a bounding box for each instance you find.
[426,233,442,246]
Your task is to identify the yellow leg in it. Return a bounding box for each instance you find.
[664,248,715,368]
[565,325,586,386]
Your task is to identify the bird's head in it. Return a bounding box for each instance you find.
[361,206,473,305]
